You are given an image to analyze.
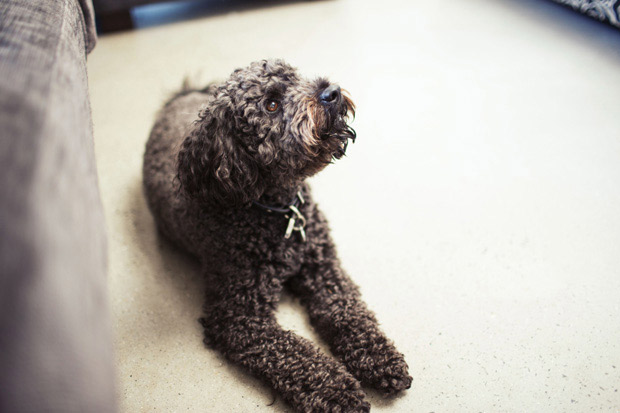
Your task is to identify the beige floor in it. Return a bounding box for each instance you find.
[88,0,620,411]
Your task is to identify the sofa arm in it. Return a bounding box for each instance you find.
[0,0,116,411]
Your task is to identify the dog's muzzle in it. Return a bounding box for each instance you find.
[316,84,355,157]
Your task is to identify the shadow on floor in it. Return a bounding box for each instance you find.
[131,0,315,29]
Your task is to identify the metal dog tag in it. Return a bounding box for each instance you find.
[285,215,296,239]
[297,225,307,242]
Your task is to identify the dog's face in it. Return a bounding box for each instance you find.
[178,60,356,207]
[227,60,356,178]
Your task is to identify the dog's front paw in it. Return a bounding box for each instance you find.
[343,343,412,396]
[295,365,370,413]
[308,387,371,413]
[370,355,412,396]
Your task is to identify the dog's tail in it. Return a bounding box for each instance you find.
[164,78,216,107]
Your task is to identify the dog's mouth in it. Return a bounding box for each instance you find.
[320,121,356,160]
[318,92,356,161]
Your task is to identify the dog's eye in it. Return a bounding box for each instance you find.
[266,100,279,113]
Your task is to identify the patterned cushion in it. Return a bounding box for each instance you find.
[551,0,620,28]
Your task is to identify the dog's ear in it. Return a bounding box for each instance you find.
[177,107,263,207]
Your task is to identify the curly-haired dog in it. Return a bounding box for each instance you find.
[143,60,412,412]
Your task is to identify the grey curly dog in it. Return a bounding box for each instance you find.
[143,59,412,412]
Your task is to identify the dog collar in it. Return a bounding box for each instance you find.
[252,190,307,242]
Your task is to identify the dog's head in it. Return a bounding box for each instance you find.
[177,59,356,207]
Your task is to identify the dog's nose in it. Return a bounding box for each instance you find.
[319,85,341,105]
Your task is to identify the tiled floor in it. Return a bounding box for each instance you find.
[88,0,620,411]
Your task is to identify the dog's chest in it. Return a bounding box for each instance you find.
[195,206,314,277]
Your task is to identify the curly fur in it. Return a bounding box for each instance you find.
[143,59,411,412]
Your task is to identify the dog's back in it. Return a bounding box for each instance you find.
[142,91,209,254]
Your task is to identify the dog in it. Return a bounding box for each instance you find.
[143,59,411,412]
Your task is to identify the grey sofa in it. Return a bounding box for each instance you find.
[0,0,116,411]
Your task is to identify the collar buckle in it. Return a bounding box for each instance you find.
[284,204,307,242]
[252,189,308,242]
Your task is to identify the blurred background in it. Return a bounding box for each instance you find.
[87,0,620,411]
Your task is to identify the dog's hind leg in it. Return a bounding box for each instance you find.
[200,268,370,413]
[289,229,412,396]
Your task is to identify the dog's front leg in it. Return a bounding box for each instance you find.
[200,267,370,413]
[289,232,412,396]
